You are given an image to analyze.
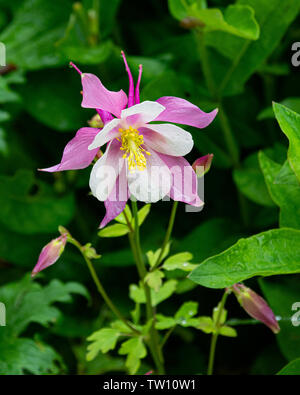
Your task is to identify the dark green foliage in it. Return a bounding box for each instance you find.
[0,0,300,375]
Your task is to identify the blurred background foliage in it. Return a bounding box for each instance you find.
[0,0,300,374]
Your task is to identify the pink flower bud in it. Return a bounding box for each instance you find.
[232,283,280,334]
[192,154,213,177]
[32,234,67,277]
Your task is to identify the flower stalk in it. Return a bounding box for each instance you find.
[67,236,140,335]
[207,290,230,375]
[130,200,165,375]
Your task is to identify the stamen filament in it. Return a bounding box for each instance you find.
[118,126,150,171]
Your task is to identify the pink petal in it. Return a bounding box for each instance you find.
[127,147,172,203]
[89,139,125,201]
[121,51,135,107]
[141,123,193,157]
[121,101,165,128]
[158,153,203,207]
[100,165,129,228]
[81,73,128,117]
[155,96,218,129]
[97,109,114,124]
[88,118,121,150]
[32,234,67,277]
[40,127,99,172]
[232,284,280,334]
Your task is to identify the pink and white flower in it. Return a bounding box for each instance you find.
[40,52,218,227]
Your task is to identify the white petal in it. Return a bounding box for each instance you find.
[89,141,125,201]
[127,148,171,203]
[121,101,165,126]
[88,118,121,150]
[142,123,194,157]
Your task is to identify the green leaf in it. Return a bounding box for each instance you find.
[190,4,260,40]
[175,301,198,322]
[196,317,215,334]
[0,338,62,375]
[189,228,300,288]
[87,328,120,361]
[273,102,300,183]
[114,205,132,225]
[219,326,238,337]
[163,252,198,272]
[206,0,300,95]
[258,98,300,121]
[146,243,171,268]
[259,152,300,229]
[137,204,151,227]
[212,304,227,325]
[0,170,75,234]
[59,41,113,65]
[129,279,177,306]
[21,69,89,132]
[145,270,164,292]
[168,0,207,21]
[0,274,86,374]
[118,337,147,374]
[101,204,150,237]
[179,218,242,262]
[0,110,10,123]
[155,314,176,330]
[98,224,129,238]
[277,359,300,375]
[0,76,21,103]
[233,152,275,207]
[155,302,200,330]
[0,0,70,70]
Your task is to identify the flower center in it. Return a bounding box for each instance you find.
[118,126,150,171]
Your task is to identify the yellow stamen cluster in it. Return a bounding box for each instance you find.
[118,126,150,171]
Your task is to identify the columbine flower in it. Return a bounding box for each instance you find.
[231,283,280,334]
[32,232,67,277]
[40,52,217,227]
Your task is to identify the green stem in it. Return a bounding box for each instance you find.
[195,29,217,98]
[161,326,176,349]
[218,105,240,168]
[69,238,139,335]
[196,30,249,225]
[207,291,229,375]
[151,201,178,271]
[130,200,165,375]
[195,29,240,168]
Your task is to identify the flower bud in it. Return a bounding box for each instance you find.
[192,154,213,177]
[232,283,280,334]
[32,233,67,277]
[88,113,104,129]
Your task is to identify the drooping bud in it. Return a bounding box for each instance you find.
[232,283,280,334]
[32,233,68,277]
[88,113,104,129]
[192,154,213,177]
